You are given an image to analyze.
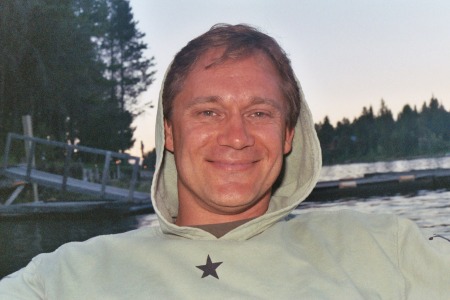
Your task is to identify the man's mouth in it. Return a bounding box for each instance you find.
[206,159,259,171]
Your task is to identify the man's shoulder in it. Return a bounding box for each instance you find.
[34,226,161,271]
[71,225,159,248]
[289,209,399,228]
[284,209,401,246]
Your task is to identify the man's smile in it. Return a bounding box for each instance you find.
[206,159,260,172]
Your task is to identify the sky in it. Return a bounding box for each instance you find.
[127,0,450,156]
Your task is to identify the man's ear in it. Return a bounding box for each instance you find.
[283,127,295,155]
[164,119,174,152]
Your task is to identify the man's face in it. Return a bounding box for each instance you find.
[164,49,294,221]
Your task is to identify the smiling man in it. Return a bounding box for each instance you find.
[165,49,294,226]
[1,24,450,299]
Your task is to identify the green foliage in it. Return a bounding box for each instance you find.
[0,0,155,153]
[316,98,450,165]
[100,0,156,152]
[103,0,155,113]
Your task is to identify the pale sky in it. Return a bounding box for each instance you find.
[128,0,450,156]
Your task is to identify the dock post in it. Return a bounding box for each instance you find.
[128,158,139,202]
[62,145,74,192]
[22,115,39,202]
[3,133,12,168]
[101,151,112,199]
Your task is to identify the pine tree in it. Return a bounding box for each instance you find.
[102,0,155,151]
[316,116,335,164]
[353,106,375,158]
[375,99,395,156]
[392,105,419,156]
[0,0,45,143]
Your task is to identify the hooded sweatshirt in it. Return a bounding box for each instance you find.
[1,58,450,300]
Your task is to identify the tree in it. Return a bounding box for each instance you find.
[102,0,156,151]
[392,104,419,156]
[417,98,450,153]
[353,106,375,158]
[78,102,134,151]
[316,116,335,164]
[0,0,155,153]
[374,99,395,156]
[28,0,107,143]
[421,98,450,140]
[0,0,45,143]
[334,118,355,162]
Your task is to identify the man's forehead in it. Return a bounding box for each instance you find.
[172,48,287,110]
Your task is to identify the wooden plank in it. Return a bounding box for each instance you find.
[4,185,25,205]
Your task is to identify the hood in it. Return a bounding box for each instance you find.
[150,66,322,241]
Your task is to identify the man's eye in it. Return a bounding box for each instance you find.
[252,111,269,118]
[200,110,216,117]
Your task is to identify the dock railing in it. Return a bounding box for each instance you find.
[1,133,144,202]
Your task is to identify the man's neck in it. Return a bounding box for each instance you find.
[191,217,257,238]
[175,198,269,227]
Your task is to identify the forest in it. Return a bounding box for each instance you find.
[315,99,450,165]
[0,0,155,153]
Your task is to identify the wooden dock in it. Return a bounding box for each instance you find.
[2,166,150,202]
[0,200,153,218]
[1,133,152,218]
[307,168,450,201]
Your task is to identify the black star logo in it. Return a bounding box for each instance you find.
[196,255,223,279]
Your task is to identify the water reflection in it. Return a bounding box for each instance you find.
[320,156,450,181]
[296,189,450,234]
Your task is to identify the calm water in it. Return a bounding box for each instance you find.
[302,156,450,235]
[1,156,449,278]
[319,156,450,181]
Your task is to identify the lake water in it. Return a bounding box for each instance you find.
[1,156,449,278]
[319,156,450,181]
[299,156,450,235]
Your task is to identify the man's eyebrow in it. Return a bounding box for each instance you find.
[185,96,221,109]
[250,97,283,111]
[184,96,283,111]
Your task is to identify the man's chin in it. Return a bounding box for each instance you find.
[204,192,269,216]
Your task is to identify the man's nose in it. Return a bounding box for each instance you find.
[217,115,255,149]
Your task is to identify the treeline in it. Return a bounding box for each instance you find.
[316,98,450,165]
[0,0,155,153]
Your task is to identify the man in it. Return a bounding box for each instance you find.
[1,24,449,299]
